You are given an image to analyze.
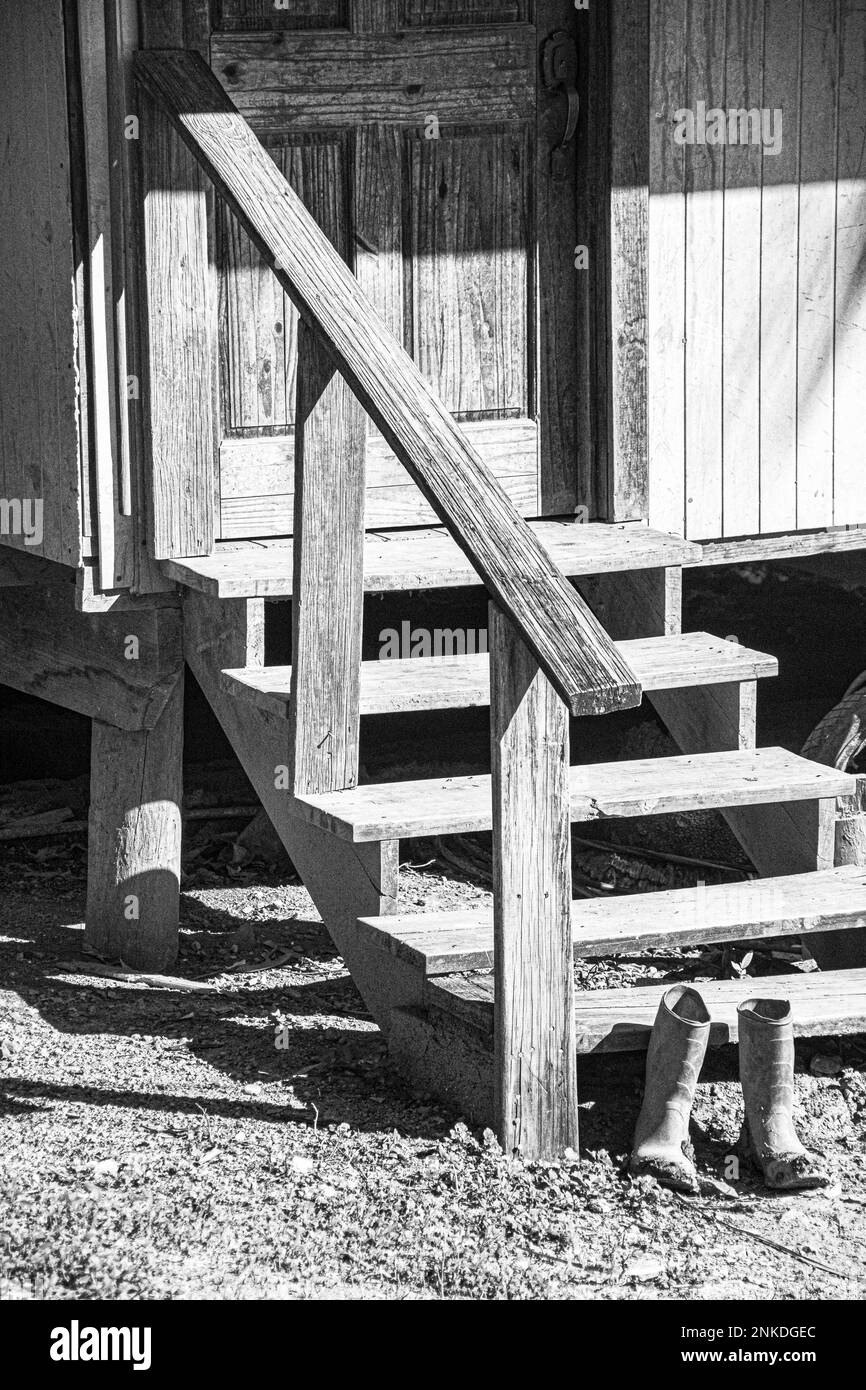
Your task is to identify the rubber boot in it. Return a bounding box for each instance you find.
[737,998,830,1192]
[629,985,711,1194]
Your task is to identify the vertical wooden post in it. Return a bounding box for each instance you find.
[139,94,214,559]
[86,671,184,972]
[289,322,366,796]
[809,780,866,970]
[580,0,649,521]
[489,601,578,1159]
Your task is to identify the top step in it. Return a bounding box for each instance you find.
[162,521,701,599]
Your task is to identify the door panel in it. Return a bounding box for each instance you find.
[407,127,531,419]
[199,0,580,538]
[219,135,348,434]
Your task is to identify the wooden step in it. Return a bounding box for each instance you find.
[221,630,778,717]
[297,747,854,843]
[162,521,701,599]
[424,965,866,1054]
[357,866,866,975]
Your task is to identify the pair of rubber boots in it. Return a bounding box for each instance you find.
[630,985,830,1194]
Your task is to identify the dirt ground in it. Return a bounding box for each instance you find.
[1,843,865,1302]
[3,561,866,1300]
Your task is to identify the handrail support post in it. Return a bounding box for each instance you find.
[490,600,579,1159]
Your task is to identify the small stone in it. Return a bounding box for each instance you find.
[291,1155,315,1174]
[623,1255,665,1284]
[810,1054,843,1077]
[698,1175,738,1199]
[587,1198,613,1215]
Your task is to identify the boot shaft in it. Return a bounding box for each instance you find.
[738,998,799,1157]
[634,985,710,1151]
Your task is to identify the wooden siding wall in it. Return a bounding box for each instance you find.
[648,0,866,541]
[0,1,83,566]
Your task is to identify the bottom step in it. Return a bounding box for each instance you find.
[425,967,866,1055]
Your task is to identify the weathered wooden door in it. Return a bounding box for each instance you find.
[182,1,581,538]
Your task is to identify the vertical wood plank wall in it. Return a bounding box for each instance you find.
[648,0,866,541]
[0,1,83,566]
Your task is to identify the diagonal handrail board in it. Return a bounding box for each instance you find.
[133,50,641,718]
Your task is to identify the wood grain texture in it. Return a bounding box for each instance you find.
[137,1,183,46]
[221,631,778,718]
[289,322,366,795]
[219,136,346,434]
[721,0,762,537]
[402,0,524,23]
[407,127,530,420]
[210,27,536,131]
[218,0,346,28]
[607,0,649,522]
[576,565,683,643]
[134,50,641,717]
[690,526,866,566]
[0,0,81,565]
[647,0,687,536]
[211,4,581,528]
[354,124,404,343]
[758,0,801,533]
[684,0,725,540]
[427,966,866,1054]
[139,94,215,558]
[832,0,866,527]
[642,0,866,542]
[219,475,539,536]
[653,679,758,761]
[0,585,183,730]
[297,747,854,844]
[115,0,178,596]
[537,0,581,514]
[796,0,838,530]
[78,0,138,590]
[351,1,400,30]
[85,674,184,971]
[218,417,537,534]
[162,521,700,598]
[489,602,577,1159]
[358,866,866,975]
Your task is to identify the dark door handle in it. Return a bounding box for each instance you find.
[541,30,579,150]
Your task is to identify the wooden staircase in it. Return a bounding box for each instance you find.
[176,520,866,1141]
[137,51,866,1161]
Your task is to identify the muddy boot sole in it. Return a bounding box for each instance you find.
[737,1120,830,1193]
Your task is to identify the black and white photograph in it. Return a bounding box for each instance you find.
[0,0,864,1343]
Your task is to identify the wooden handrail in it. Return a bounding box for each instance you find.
[133,50,642,718]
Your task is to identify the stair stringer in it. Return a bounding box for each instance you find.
[581,568,860,968]
[182,589,422,1032]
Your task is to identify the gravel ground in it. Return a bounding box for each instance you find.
[1,833,865,1303]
